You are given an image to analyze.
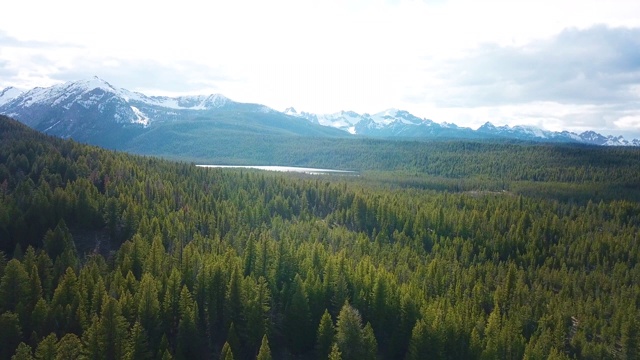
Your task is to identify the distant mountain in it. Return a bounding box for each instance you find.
[0,77,344,147]
[475,122,640,146]
[286,108,640,146]
[2,77,638,148]
[315,109,478,138]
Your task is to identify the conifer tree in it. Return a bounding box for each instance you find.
[244,276,271,352]
[220,342,234,360]
[316,309,335,360]
[335,302,364,360]
[55,333,83,360]
[243,234,256,277]
[176,286,199,360]
[284,274,313,354]
[26,265,43,312]
[82,316,101,360]
[99,296,128,360]
[256,335,272,360]
[0,259,29,313]
[11,342,34,360]
[328,343,342,360]
[620,309,638,360]
[162,268,182,338]
[226,322,241,359]
[407,319,429,360]
[0,311,23,360]
[125,321,151,360]
[136,273,160,340]
[161,349,173,360]
[362,322,378,360]
[50,267,81,334]
[35,332,57,360]
[225,266,245,339]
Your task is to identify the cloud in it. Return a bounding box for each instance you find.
[0,44,239,96]
[431,25,640,108]
[0,31,80,49]
[393,25,640,138]
[2,14,640,139]
[0,32,44,48]
[49,59,238,95]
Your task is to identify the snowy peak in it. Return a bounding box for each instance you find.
[316,110,362,125]
[174,94,229,109]
[118,91,230,110]
[0,77,238,131]
[475,122,640,145]
[372,109,425,126]
[0,87,22,107]
[478,122,497,131]
[0,78,251,141]
[579,131,606,143]
[283,107,320,124]
[308,108,437,135]
[71,76,118,94]
[4,77,232,113]
[0,78,344,143]
[295,109,640,146]
[478,122,553,139]
[579,131,639,146]
[8,76,121,110]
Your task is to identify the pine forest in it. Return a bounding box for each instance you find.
[1,114,639,360]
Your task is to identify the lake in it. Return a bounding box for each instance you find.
[196,165,357,175]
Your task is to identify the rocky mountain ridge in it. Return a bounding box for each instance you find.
[2,77,638,146]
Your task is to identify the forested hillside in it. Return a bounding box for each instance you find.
[0,114,639,359]
[134,134,640,203]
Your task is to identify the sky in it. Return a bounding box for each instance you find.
[2,0,640,138]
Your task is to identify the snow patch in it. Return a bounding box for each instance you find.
[284,107,299,116]
[130,106,150,126]
[513,125,549,139]
[132,93,230,110]
[43,120,62,132]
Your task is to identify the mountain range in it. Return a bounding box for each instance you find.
[283,107,640,146]
[1,76,639,147]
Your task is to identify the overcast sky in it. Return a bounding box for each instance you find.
[2,0,640,137]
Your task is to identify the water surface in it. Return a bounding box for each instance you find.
[197,165,356,175]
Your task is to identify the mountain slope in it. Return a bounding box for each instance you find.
[0,77,345,148]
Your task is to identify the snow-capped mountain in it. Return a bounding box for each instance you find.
[0,76,235,131]
[2,77,638,147]
[285,108,477,138]
[476,122,640,146]
[0,77,343,147]
[285,108,640,146]
[283,107,320,124]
